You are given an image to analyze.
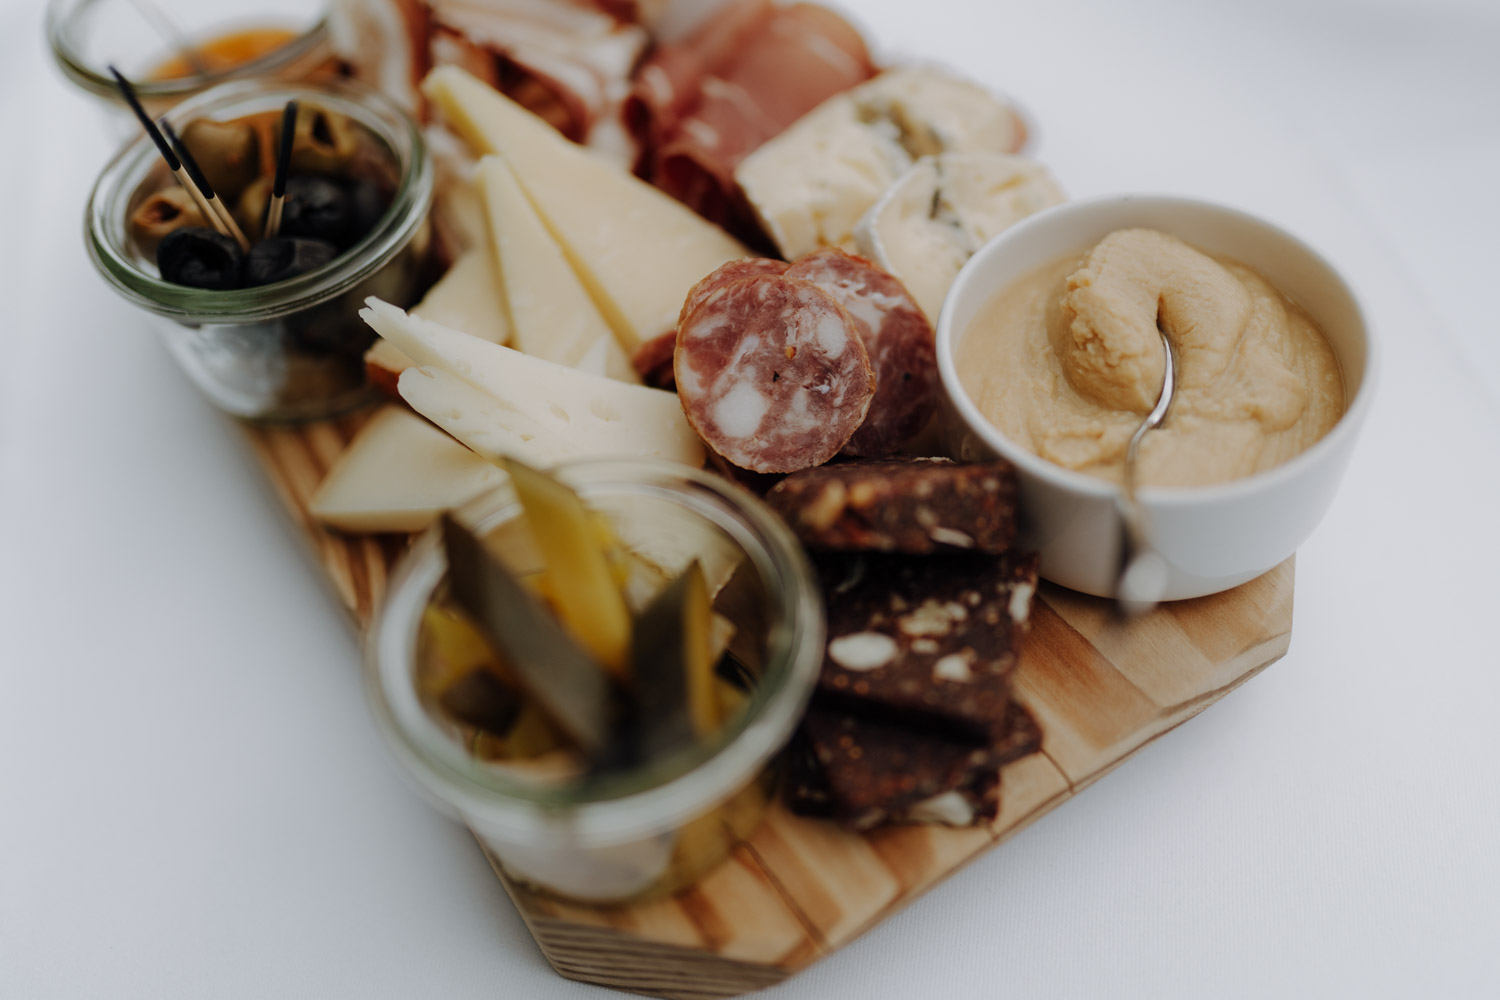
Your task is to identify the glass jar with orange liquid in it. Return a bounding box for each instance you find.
[48,0,336,121]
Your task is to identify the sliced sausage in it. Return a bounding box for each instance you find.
[784,248,937,457]
[674,274,875,473]
[678,256,790,327]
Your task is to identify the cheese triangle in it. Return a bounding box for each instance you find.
[368,246,511,390]
[362,298,705,468]
[476,155,636,382]
[423,65,749,352]
[397,366,584,468]
[308,406,504,533]
[411,245,511,346]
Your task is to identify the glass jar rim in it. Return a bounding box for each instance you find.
[85,77,431,323]
[46,0,332,103]
[365,460,825,847]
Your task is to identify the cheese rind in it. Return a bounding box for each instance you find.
[854,153,1065,321]
[735,67,1027,259]
[308,406,504,533]
[476,155,636,381]
[423,65,748,351]
[363,298,706,468]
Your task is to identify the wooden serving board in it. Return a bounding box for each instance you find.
[244,408,1294,1000]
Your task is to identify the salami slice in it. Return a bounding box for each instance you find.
[674,275,876,474]
[784,248,938,457]
[678,257,790,327]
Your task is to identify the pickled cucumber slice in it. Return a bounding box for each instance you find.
[417,605,522,733]
[503,459,632,680]
[631,562,722,761]
[441,514,617,754]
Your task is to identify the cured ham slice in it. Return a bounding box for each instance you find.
[627,0,875,239]
[331,0,651,165]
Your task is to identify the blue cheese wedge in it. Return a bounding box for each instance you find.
[735,67,1027,259]
[853,153,1065,321]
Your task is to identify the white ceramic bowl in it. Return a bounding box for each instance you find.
[935,194,1377,600]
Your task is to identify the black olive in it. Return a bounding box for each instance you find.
[342,178,390,246]
[156,227,244,290]
[241,237,338,287]
[278,175,353,247]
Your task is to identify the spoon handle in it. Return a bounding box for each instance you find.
[1114,327,1177,616]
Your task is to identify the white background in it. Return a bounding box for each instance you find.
[3,0,1498,996]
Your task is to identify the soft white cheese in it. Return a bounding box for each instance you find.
[735,66,1028,259]
[854,153,1065,321]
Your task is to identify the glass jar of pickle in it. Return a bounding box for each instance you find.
[366,461,824,904]
[47,0,333,121]
[86,78,432,421]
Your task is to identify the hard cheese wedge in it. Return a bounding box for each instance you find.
[308,405,504,533]
[423,65,749,352]
[854,153,1065,322]
[361,298,706,468]
[366,246,511,392]
[411,245,511,345]
[476,155,636,381]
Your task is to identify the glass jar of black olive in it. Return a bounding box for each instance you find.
[86,78,433,421]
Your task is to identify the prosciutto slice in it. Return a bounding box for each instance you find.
[331,0,652,165]
[627,0,875,241]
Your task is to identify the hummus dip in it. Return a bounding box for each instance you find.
[957,228,1344,487]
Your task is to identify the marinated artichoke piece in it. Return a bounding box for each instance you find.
[181,118,260,199]
[286,103,360,175]
[129,185,207,254]
[234,174,273,241]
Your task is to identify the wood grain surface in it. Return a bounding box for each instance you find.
[243,406,1294,1000]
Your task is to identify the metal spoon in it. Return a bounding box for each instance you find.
[1114,325,1177,616]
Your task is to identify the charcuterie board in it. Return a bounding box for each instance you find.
[243,408,1294,1000]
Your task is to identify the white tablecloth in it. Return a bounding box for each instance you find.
[3,0,1497,996]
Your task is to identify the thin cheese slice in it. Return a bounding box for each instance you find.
[366,246,510,389]
[476,155,636,381]
[308,406,503,533]
[423,65,749,352]
[397,366,581,467]
[362,298,706,468]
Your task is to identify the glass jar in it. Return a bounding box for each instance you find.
[47,0,333,121]
[366,461,824,903]
[86,78,433,422]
